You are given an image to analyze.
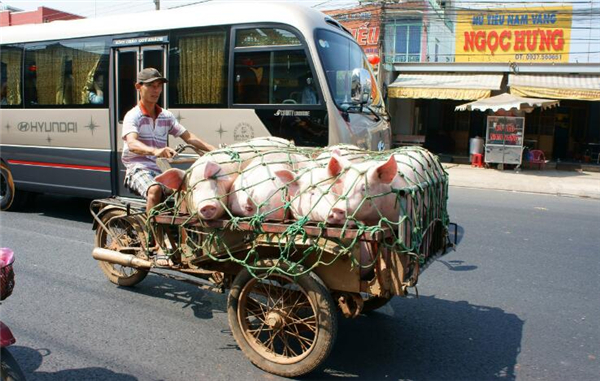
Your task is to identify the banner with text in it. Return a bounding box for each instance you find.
[325,6,381,55]
[456,6,572,63]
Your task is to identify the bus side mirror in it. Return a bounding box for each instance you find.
[350,68,372,105]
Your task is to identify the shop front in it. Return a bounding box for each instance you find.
[509,74,600,162]
[385,4,599,163]
[387,67,600,162]
[386,72,504,155]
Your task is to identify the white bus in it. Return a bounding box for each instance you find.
[0,2,391,210]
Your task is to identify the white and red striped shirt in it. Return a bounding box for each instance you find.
[122,102,186,173]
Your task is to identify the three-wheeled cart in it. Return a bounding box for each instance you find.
[90,188,454,377]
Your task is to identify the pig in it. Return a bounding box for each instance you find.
[314,144,364,165]
[397,147,444,185]
[227,152,313,221]
[288,155,348,224]
[393,151,423,187]
[155,137,293,220]
[392,148,447,247]
[394,148,443,217]
[331,155,406,226]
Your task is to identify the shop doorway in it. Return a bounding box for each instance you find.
[553,107,570,160]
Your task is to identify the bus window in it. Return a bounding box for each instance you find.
[234,52,270,104]
[142,48,165,106]
[235,28,300,47]
[234,50,318,105]
[233,27,318,106]
[169,28,228,107]
[273,52,318,105]
[24,39,108,107]
[316,29,382,110]
[117,51,137,122]
[0,46,22,107]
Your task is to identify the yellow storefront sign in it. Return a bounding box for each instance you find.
[455,6,572,63]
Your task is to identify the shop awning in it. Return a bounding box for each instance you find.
[455,93,559,113]
[509,74,600,101]
[388,73,503,100]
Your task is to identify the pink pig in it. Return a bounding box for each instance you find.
[228,152,312,221]
[288,155,347,224]
[315,144,364,164]
[155,138,292,220]
[331,155,405,225]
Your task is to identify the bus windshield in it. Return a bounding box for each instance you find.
[316,29,383,112]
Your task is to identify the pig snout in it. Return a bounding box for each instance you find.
[199,202,219,219]
[327,207,346,225]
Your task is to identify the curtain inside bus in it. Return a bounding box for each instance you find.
[25,41,107,106]
[0,47,22,106]
[72,49,101,104]
[34,45,67,104]
[177,32,226,104]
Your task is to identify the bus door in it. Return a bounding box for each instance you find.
[113,43,167,196]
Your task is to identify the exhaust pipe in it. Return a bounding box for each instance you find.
[92,248,153,269]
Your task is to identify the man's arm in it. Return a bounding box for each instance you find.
[180,131,216,152]
[125,133,176,158]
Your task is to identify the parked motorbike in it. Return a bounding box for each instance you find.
[0,248,26,381]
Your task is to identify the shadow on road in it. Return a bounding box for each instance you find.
[310,296,523,381]
[15,194,94,224]
[9,346,137,381]
[121,272,228,320]
[117,273,522,381]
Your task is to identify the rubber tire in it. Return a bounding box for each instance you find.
[95,209,149,287]
[0,162,25,212]
[361,294,393,314]
[0,347,26,381]
[228,261,337,377]
[0,163,35,212]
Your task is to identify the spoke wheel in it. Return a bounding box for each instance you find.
[95,209,149,286]
[228,261,337,377]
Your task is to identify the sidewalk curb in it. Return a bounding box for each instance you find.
[443,163,600,200]
[448,184,600,200]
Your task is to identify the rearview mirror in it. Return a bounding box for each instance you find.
[350,68,372,105]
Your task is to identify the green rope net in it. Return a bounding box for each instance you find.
[146,139,450,280]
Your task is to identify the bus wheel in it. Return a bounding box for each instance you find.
[95,209,149,286]
[0,162,26,212]
[228,261,337,377]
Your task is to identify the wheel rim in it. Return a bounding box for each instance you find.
[237,274,318,364]
[98,214,147,279]
[0,170,10,204]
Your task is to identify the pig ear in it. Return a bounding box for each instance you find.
[327,154,351,177]
[330,147,342,156]
[372,155,398,184]
[155,168,187,190]
[274,169,300,195]
[204,161,222,179]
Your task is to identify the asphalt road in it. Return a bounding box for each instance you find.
[0,188,598,381]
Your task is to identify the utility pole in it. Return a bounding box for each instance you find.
[154,0,160,10]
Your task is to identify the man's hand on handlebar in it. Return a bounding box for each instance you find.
[154,147,177,158]
[174,143,207,157]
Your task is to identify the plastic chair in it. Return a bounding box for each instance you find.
[529,150,546,169]
[471,153,484,168]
